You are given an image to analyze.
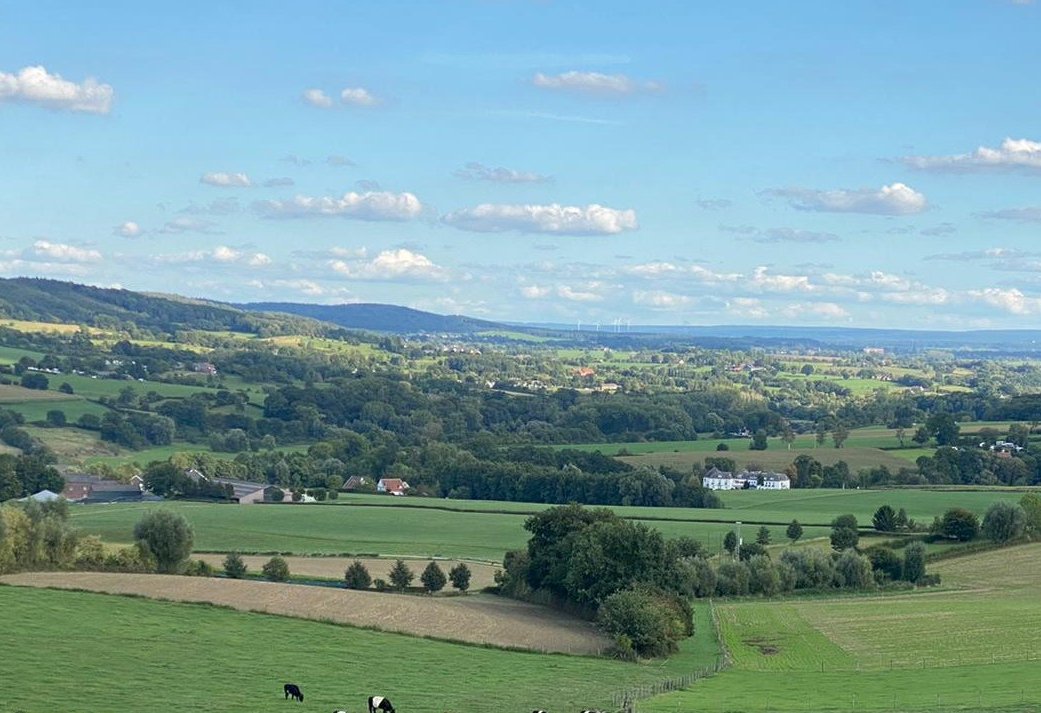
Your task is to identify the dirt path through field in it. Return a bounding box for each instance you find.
[0,572,608,655]
[191,555,499,589]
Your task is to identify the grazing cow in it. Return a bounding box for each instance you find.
[580,709,603,713]
[532,709,549,713]
[284,683,304,702]
[369,696,396,713]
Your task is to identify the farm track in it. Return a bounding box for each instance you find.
[0,572,609,654]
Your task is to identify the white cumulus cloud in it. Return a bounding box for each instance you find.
[341,87,379,107]
[31,240,102,263]
[328,248,448,282]
[0,65,113,114]
[302,88,334,108]
[255,191,423,221]
[520,285,553,299]
[968,287,1041,315]
[201,172,252,188]
[443,203,637,235]
[767,183,927,215]
[903,138,1041,173]
[114,221,142,238]
[157,245,270,267]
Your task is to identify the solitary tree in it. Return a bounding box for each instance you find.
[420,561,447,594]
[781,422,796,451]
[223,552,247,579]
[262,556,290,582]
[895,427,906,448]
[872,505,897,532]
[750,429,768,451]
[830,514,859,551]
[815,423,828,447]
[982,501,1026,543]
[449,562,472,592]
[133,510,194,574]
[344,560,372,589]
[832,425,850,449]
[895,508,910,531]
[912,426,930,446]
[388,559,414,592]
[756,526,771,546]
[1020,493,1041,535]
[786,520,803,543]
[723,530,739,556]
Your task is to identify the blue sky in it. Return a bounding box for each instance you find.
[2,0,1041,328]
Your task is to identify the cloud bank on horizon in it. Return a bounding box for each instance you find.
[1,1,1040,328]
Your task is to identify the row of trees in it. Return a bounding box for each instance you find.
[344,559,472,594]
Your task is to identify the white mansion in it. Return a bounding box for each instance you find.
[703,467,791,491]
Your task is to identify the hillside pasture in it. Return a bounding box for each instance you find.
[644,544,1041,713]
[0,585,682,713]
[68,501,832,561]
[2,572,607,654]
[618,446,917,474]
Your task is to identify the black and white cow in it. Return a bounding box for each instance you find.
[369,695,396,713]
[284,683,304,702]
[532,709,549,713]
[580,709,603,713]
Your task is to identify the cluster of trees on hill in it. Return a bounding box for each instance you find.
[0,452,64,501]
[495,505,947,658]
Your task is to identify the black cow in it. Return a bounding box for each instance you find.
[284,683,304,702]
[369,695,395,713]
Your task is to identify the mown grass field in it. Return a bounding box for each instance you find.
[0,585,710,713]
[644,544,1041,713]
[67,501,832,560]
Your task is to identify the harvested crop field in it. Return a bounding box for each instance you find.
[1,572,608,654]
[191,554,499,589]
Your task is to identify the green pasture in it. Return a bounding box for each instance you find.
[7,397,110,423]
[619,447,914,474]
[0,344,45,364]
[68,501,835,561]
[337,489,1020,526]
[0,586,705,713]
[644,544,1041,713]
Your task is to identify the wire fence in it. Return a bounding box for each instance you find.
[609,602,733,713]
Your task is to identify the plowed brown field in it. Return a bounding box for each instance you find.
[0,572,608,654]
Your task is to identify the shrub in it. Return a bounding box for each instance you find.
[780,548,836,590]
[420,561,447,594]
[373,577,389,592]
[830,514,859,551]
[223,552,247,579]
[597,589,683,657]
[388,559,414,591]
[716,443,729,451]
[834,550,873,589]
[262,556,290,582]
[723,531,738,555]
[865,546,903,581]
[786,520,803,543]
[184,559,215,577]
[939,508,980,542]
[449,562,472,592]
[133,510,194,574]
[45,410,66,428]
[266,487,285,503]
[747,555,781,596]
[982,501,1026,543]
[20,373,48,390]
[715,561,751,596]
[344,560,372,589]
[738,542,768,561]
[103,545,155,573]
[903,541,927,583]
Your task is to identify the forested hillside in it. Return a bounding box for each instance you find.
[242,302,504,334]
[0,278,327,337]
